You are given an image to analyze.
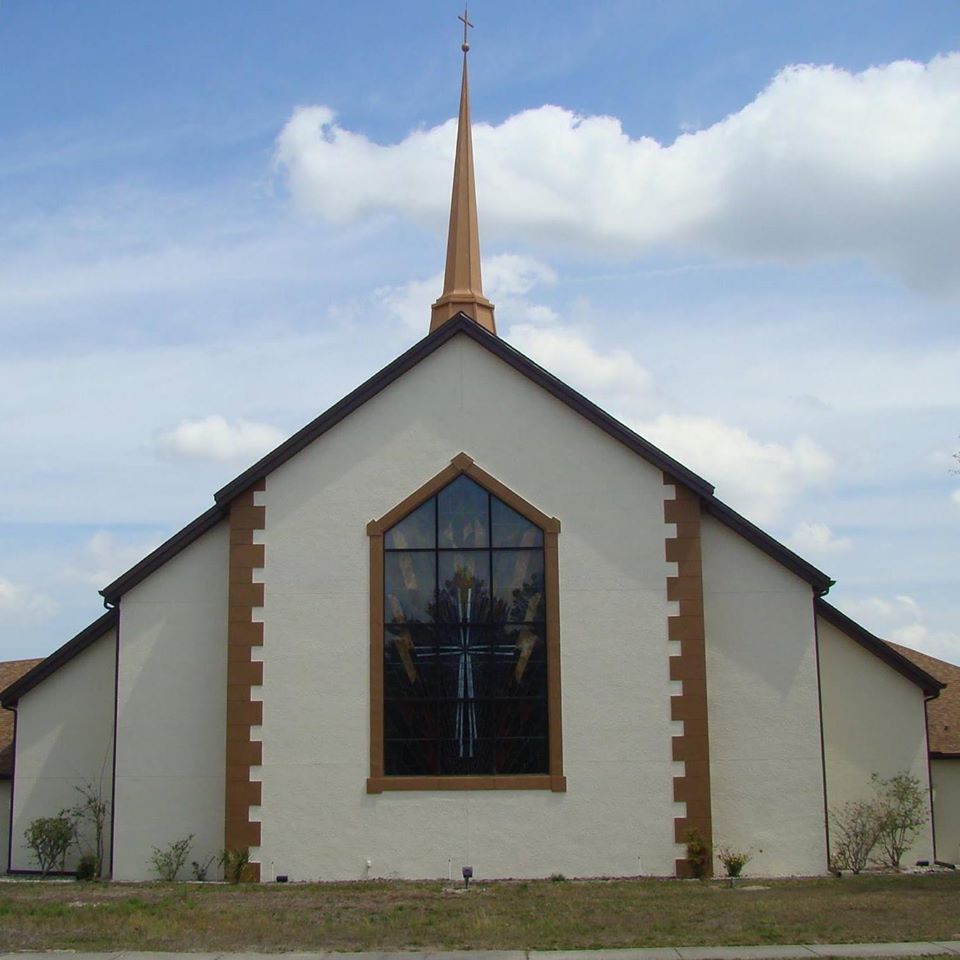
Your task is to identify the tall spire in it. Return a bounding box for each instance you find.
[430,8,496,335]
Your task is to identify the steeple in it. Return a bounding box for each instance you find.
[430,9,496,335]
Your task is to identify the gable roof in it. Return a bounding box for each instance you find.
[99,315,833,606]
[0,609,117,710]
[888,642,960,756]
[0,658,44,777]
[816,599,944,698]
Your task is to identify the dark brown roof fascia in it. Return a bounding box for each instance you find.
[99,505,225,604]
[0,609,119,707]
[931,752,960,760]
[215,313,715,505]
[704,498,834,593]
[815,598,944,697]
[96,312,835,603]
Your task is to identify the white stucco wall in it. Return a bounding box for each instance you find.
[817,615,934,867]
[112,521,229,880]
[256,334,681,880]
[701,515,827,876]
[8,628,116,873]
[932,759,960,865]
[0,779,10,873]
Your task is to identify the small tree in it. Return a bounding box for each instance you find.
[831,799,881,874]
[68,781,110,879]
[871,772,928,869]
[220,847,252,883]
[24,816,74,876]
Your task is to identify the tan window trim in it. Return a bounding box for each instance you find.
[366,452,565,793]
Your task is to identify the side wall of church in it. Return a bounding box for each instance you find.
[255,335,681,880]
[700,515,828,876]
[8,627,116,873]
[112,522,229,880]
[932,759,960,865]
[818,616,934,866]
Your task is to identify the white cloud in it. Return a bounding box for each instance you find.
[157,415,286,462]
[507,322,654,405]
[276,53,960,294]
[0,576,58,625]
[64,531,164,589]
[638,415,833,524]
[503,320,831,523]
[951,488,960,505]
[375,253,558,334]
[787,521,852,554]
[844,594,960,663]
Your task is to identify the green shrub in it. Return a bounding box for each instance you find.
[76,852,99,881]
[872,771,928,869]
[716,846,751,878]
[150,835,194,881]
[220,847,251,884]
[685,828,711,879]
[24,816,74,876]
[831,799,881,873]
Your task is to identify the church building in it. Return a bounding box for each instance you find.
[0,36,945,882]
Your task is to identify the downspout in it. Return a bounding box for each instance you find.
[2,704,17,875]
[924,695,938,864]
[812,590,835,875]
[105,596,120,881]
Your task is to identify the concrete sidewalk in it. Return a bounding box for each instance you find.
[3,944,960,960]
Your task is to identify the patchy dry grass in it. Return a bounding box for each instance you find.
[0,874,957,953]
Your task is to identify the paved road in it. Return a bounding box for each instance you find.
[2,943,960,960]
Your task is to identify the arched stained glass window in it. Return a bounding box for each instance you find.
[367,454,565,792]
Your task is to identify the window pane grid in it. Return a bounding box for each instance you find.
[383,476,548,776]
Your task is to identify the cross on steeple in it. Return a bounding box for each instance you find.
[459,7,473,52]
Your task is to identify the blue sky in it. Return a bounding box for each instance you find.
[1,0,958,663]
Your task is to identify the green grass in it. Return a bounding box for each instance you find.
[0,874,957,953]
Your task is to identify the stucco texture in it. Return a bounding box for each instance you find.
[8,628,116,873]
[817,615,934,867]
[256,335,679,880]
[932,759,960,864]
[112,521,229,880]
[701,514,827,877]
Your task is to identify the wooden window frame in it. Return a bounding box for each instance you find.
[366,453,565,793]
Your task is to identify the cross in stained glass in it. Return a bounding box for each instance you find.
[418,565,517,758]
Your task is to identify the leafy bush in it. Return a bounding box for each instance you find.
[25,816,74,876]
[150,835,194,881]
[717,846,751,878]
[220,847,251,884]
[831,771,928,873]
[76,852,99,881]
[831,799,881,874]
[871,772,928,869]
[685,828,711,879]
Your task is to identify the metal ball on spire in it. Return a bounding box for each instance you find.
[459,7,473,54]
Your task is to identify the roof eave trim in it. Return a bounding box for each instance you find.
[215,313,715,505]
[815,598,945,697]
[99,505,225,604]
[0,609,119,707]
[704,497,834,592]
